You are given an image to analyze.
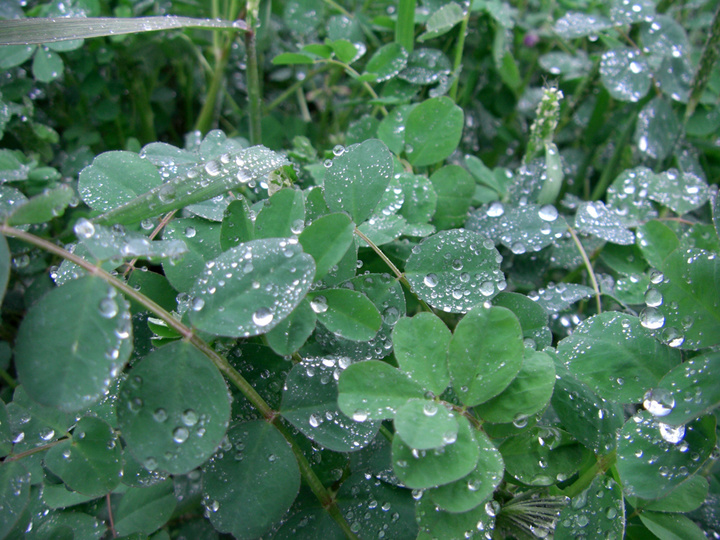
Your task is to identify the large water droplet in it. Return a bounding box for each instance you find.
[252,307,274,327]
[642,388,675,417]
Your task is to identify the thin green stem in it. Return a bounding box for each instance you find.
[353,228,432,312]
[0,225,357,538]
[567,225,602,314]
[395,0,416,53]
[265,66,330,112]
[562,451,616,499]
[0,368,17,389]
[4,437,66,462]
[246,29,262,144]
[194,37,235,134]
[449,6,471,102]
[327,60,388,117]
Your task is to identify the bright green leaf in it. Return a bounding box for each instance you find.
[7,184,75,225]
[405,97,463,167]
[221,197,255,250]
[265,299,317,356]
[394,400,459,450]
[418,2,465,42]
[311,288,382,341]
[298,212,354,280]
[254,188,305,239]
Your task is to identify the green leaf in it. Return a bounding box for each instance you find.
[162,217,222,293]
[0,235,9,306]
[496,203,568,253]
[220,197,255,250]
[556,312,680,403]
[646,247,720,349]
[330,39,361,64]
[634,97,680,161]
[447,306,524,407]
[397,172,437,224]
[392,312,451,395]
[600,48,651,102]
[7,185,75,225]
[323,139,394,224]
[114,480,177,537]
[639,511,708,540]
[337,360,426,421]
[32,46,63,82]
[500,427,587,486]
[302,43,333,59]
[606,166,659,227]
[629,475,708,514]
[202,421,300,539]
[474,349,555,424]
[551,361,624,455]
[394,400,459,450]
[404,97,464,167]
[0,16,245,45]
[616,412,716,500]
[377,105,414,155]
[647,169,709,215]
[44,417,121,497]
[418,2,465,42]
[314,273,405,361]
[14,276,133,412]
[298,213,355,280]
[117,341,231,475]
[0,461,31,538]
[281,359,380,451]
[310,288,382,341]
[0,399,10,458]
[254,188,305,239]
[79,151,163,213]
[399,48,452,85]
[427,429,503,513]
[42,484,98,510]
[95,146,288,225]
[555,476,625,540]
[189,238,315,337]
[492,292,552,349]
[364,43,409,82]
[636,220,679,269]
[392,415,479,489]
[654,351,720,426]
[265,299,317,356]
[405,229,505,313]
[0,44,36,69]
[415,495,495,539]
[428,165,476,231]
[575,200,635,245]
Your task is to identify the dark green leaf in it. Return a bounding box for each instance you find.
[281,359,380,452]
[14,276,133,412]
[429,165,475,230]
[32,46,63,82]
[202,421,300,539]
[405,97,463,167]
[338,360,426,421]
[418,2,465,42]
[265,299,317,356]
[0,235,9,306]
[405,229,505,313]
[636,220,679,269]
[654,351,720,426]
[162,217,222,294]
[500,427,587,486]
[220,197,255,250]
[377,105,414,155]
[114,480,177,536]
[310,288,382,341]
[629,475,708,514]
[364,43,409,82]
[0,461,31,538]
[392,312,451,395]
[44,417,121,497]
[639,511,708,540]
[7,185,75,225]
[254,188,305,239]
[647,169,709,216]
[394,400,459,450]
[616,412,716,500]
[392,415,479,489]
[416,494,495,539]
[474,349,555,424]
[447,306,524,407]
[189,238,315,337]
[555,476,625,540]
[600,48,651,102]
[634,97,680,161]
[298,213,355,280]
[648,248,720,349]
[492,292,552,349]
[323,139,394,224]
[117,341,231,475]
[427,429,504,513]
[556,312,680,403]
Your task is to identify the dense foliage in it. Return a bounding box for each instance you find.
[0,0,719,538]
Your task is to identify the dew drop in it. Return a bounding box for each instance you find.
[252,307,274,327]
[423,273,438,288]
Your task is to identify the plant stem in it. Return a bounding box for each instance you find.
[0,225,357,538]
[449,6,471,102]
[562,451,616,499]
[567,225,602,314]
[265,66,330,112]
[245,10,262,144]
[395,0,416,53]
[194,37,234,134]
[4,437,66,462]
[353,228,432,312]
